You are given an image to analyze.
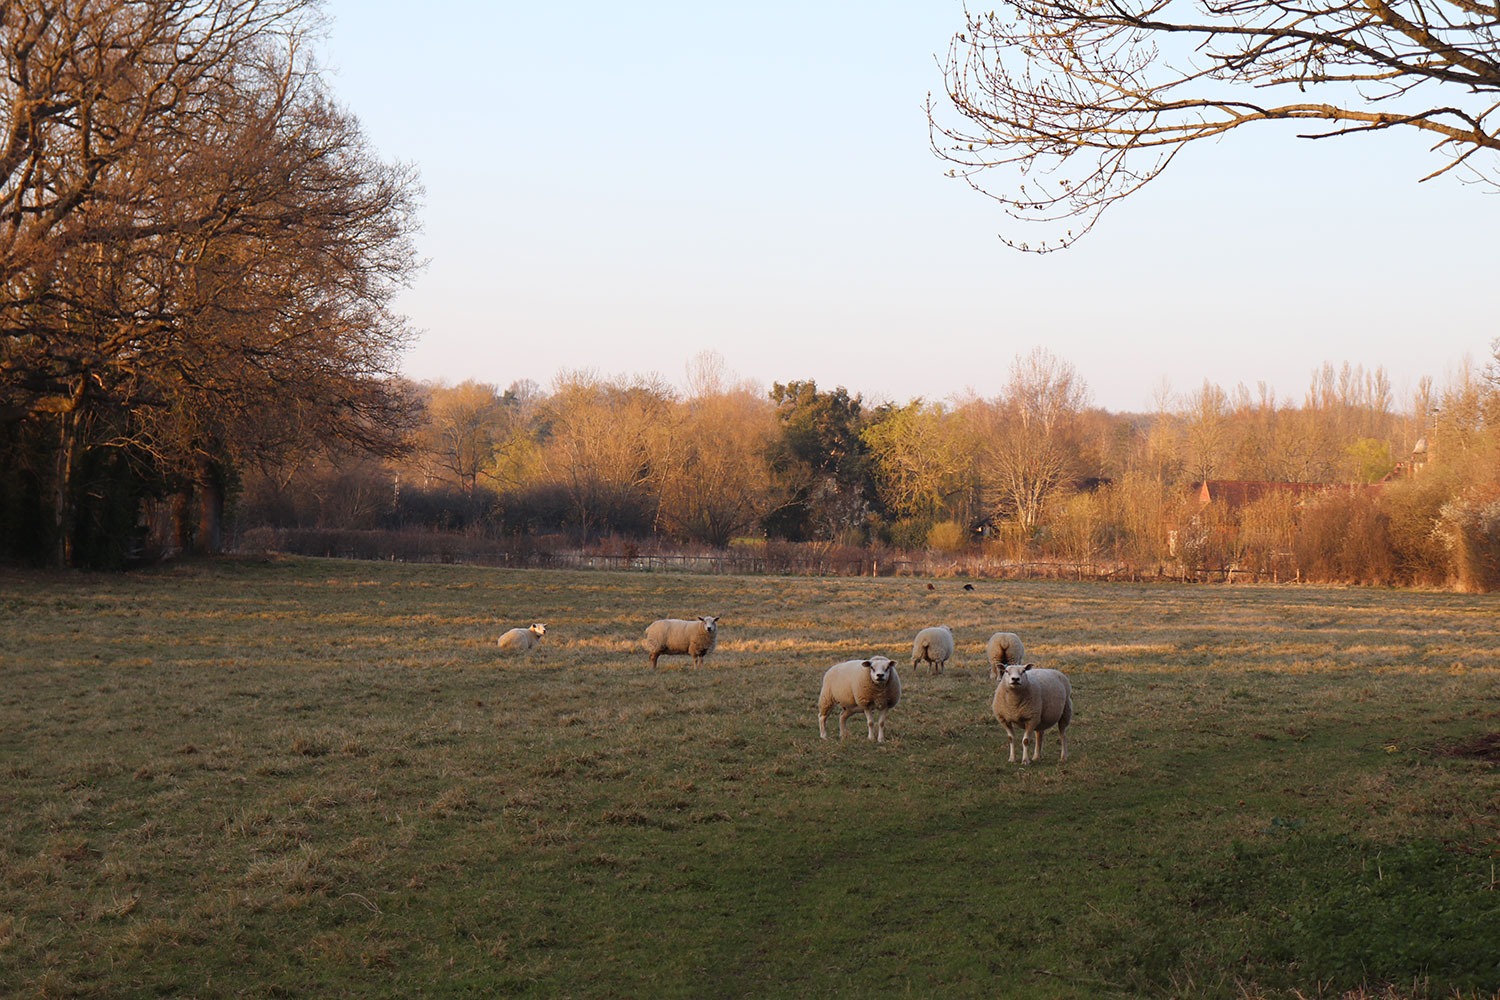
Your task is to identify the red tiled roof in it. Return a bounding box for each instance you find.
[1191,481,1331,508]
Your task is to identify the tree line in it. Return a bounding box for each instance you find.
[236,349,1500,592]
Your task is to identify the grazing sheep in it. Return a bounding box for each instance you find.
[911,625,955,675]
[818,656,902,742]
[992,663,1073,764]
[497,623,547,652]
[986,631,1026,681]
[644,616,720,668]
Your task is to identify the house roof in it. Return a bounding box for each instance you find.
[1190,481,1330,509]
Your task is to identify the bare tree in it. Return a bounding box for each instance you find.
[977,348,1091,533]
[656,384,783,548]
[416,381,504,496]
[931,0,1500,250]
[1180,381,1231,483]
[541,371,674,538]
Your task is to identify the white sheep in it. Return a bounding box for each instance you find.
[497,622,547,652]
[991,663,1072,764]
[986,631,1026,681]
[644,615,720,668]
[818,656,902,742]
[911,625,955,675]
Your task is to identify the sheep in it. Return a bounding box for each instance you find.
[986,631,1026,681]
[991,663,1072,764]
[911,625,955,675]
[644,615,720,668]
[497,622,547,652]
[818,656,902,742]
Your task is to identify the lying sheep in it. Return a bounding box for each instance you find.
[986,631,1026,681]
[991,663,1072,764]
[497,622,547,652]
[644,615,720,668]
[818,656,902,742]
[911,625,955,675]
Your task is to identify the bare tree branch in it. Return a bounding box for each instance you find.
[930,0,1500,249]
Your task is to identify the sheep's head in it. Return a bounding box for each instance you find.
[530,623,547,637]
[864,656,896,685]
[698,615,720,634]
[1000,663,1034,688]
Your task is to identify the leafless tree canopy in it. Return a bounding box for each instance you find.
[930,0,1500,250]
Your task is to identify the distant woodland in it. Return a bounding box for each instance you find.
[221,351,1499,591]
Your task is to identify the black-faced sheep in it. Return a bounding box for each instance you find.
[497,623,547,652]
[644,616,720,668]
[817,656,902,742]
[912,625,955,675]
[986,631,1025,681]
[991,663,1072,764]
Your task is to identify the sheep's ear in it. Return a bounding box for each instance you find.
[1022,663,1034,672]
[861,659,873,668]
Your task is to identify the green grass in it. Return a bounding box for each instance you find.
[2,557,1498,999]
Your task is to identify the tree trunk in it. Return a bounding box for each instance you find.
[172,490,193,552]
[51,411,80,568]
[195,459,224,555]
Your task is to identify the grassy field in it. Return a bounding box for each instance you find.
[2,557,1499,1000]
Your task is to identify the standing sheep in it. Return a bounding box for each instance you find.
[991,663,1073,764]
[818,656,902,742]
[911,625,956,675]
[986,631,1026,681]
[644,616,720,668]
[497,623,547,652]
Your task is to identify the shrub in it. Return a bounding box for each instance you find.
[1379,475,1453,587]
[1294,490,1394,585]
[925,519,967,553]
[886,517,934,551]
[1236,491,1299,580]
[1046,491,1109,563]
[1440,488,1500,593]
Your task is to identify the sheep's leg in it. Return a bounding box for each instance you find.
[839,706,856,740]
[648,650,660,668]
[862,706,876,741]
[1002,720,1016,762]
[1033,727,1046,763]
[1021,725,1036,764]
[874,708,888,743]
[1057,725,1067,763]
[818,709,829,739]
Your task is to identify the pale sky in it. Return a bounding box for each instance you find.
[320,0,1496,414]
